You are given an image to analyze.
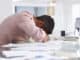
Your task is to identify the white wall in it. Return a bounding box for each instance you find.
[53,0,64,37]
[53,0,73,37]
[0,0,13,23]
[63,0,73,33]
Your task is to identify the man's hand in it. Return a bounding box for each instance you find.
[41,34,49,43]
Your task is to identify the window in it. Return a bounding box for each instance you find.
[12,0,56,16]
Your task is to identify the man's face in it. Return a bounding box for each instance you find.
[35,19,44,28]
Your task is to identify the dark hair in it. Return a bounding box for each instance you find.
[36,15,55,34]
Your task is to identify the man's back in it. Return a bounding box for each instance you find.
[0,12,29,45]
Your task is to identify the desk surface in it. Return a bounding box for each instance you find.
[0,40,79,60]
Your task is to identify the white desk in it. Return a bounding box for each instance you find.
[0,40,79,60]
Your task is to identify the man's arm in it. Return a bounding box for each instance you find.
[18,11,48,42]
[18,21,48,42]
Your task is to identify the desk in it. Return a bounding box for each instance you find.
[0,40,79,60]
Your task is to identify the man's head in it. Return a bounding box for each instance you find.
[34,15,55,34]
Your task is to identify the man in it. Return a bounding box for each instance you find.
[0,11,54,45]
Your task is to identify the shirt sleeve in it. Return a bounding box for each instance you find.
[18,13,47,41]
[18,22,47,41]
